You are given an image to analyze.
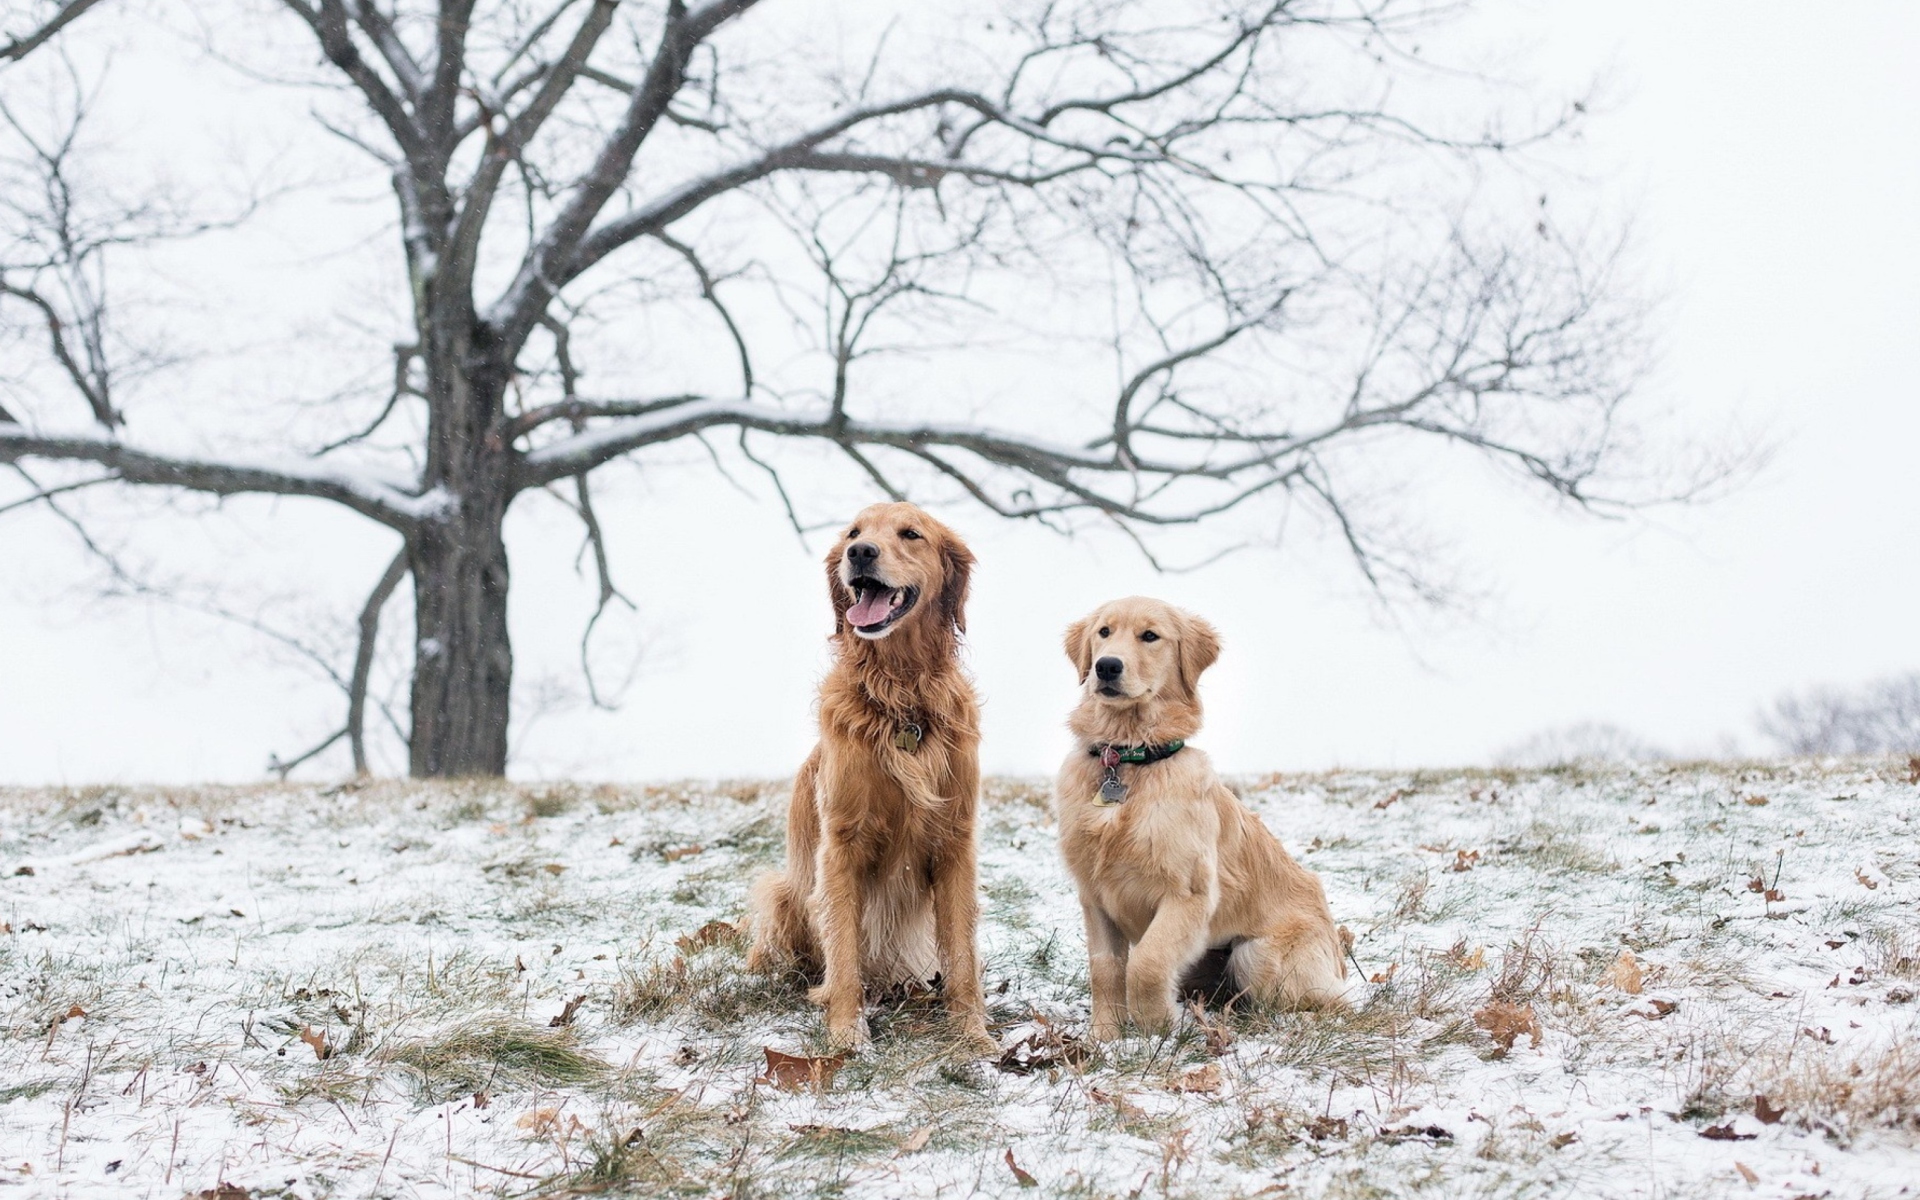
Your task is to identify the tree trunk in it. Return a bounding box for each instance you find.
[408,495,513,776]
[408,332,516,777]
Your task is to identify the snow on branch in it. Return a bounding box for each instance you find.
[0,424,443,529]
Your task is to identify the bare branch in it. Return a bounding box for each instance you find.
[269,726,347,780]
[446,0,619,292]
[0,425,435,529]
[1,0,108,63]
[348,547,409,774]
[489,0,764,347]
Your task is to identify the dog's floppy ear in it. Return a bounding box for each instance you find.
[1175,611,1221,698]
[938,530,975,634]
[1063,616,1094,683]
[824,540,851,635]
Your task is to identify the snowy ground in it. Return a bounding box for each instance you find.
[2,760,1917,1199]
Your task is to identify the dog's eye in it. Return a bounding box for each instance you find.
[1140,630,1159,642]
[900,528,922,540]
[1097,626,1110,638]
[847,527,860,538]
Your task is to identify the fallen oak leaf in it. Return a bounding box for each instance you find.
[1734,1161,1758,1184]
[675,920,738,954]
[298,1025,330,1060]
[1855,869,1879,891]
[661,844,705,862]
[1446,849,1480,873]
[1004,1148,1038,1188]
[1599,950,1644,994]
[1699,1123,1755,1141]
[1753,1094,1786,1125]
[1369,962,1398,985]
[548,994,586,1028]
[1627,999,1678,1020]
[1473,1001,1542,1055]
[895,1126,932,1156]
[758,1047,846,1093]
[1172,1062,1223,1094]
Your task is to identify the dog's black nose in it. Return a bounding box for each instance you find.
[846,541,879,569]
[1094,656,1124,682]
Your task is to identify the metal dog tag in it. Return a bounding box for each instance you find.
[1099,771,1128,804]
[894,723,922,753]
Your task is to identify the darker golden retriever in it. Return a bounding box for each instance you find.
[747,502,991,1051]
[1055,596,1347,1038]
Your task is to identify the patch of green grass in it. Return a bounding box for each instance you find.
[0,1078,62,1104]
[385,1020,606,1100]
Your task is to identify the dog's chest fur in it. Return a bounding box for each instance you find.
[1055,752,1220,939]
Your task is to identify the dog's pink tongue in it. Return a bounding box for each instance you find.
[848,590,894,627]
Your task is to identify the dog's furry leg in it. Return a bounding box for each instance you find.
[1125,893,1212,1033]
[930,840,991,1050]
[1082,902,1130,1041]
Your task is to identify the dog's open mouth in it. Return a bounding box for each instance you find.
[846,578,919,637]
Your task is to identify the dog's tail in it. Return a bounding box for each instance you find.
[745,869,817,975]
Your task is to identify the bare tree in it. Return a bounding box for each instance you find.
[2,0,1684,777]
[1759,672,1920,756]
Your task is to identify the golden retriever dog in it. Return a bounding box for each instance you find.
[747,502,991,1051]
[1054,597,1347,1038]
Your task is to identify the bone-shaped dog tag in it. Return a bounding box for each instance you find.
[1099,772,1128,804]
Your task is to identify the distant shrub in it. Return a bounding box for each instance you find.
[1496,721,1667,768]
[1759,671,1920,755]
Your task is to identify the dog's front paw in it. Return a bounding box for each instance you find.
[1089,1016,1125,1042]
[1127,995,1177,1035]
[826,1012,871,1052]
[953,1014,996,1057]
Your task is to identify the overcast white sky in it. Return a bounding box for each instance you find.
[2,0,1916,784]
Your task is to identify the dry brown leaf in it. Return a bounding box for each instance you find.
[1173,1062,1224,1094]
[1855,869,1880,891]
[1742,795,1769,807]
[517,1107,562,1135]
[1372,788,1406,810]
[540,863,565,875]
[548,994,586,1028]
[662,844,705,862]
[758,1047,846,1093]
[1734,1160,1758,1184]
[1599,951,1644,994]
[1699,1123,1754,1141]
[1090,1087,1146,1121]
[896,1126,932,1156]
[1369,962,1399,985]
[472,1090,490,1110]
[1628,999,1678,1020]
[675,920,738,954]
[1445,940,1487,970]
[996,1017,1088,1075]
[59,1004,86,1022]
[1753,1094,1786,1125]
[1004,1148,1038,1188]
[1305,1114,1349,1140]
[1473,1001,1542,1055]
[1908,754,1920,785]
[298,1024,330,1060]
[1446,849,1481,873]
[188,1186,251,1200]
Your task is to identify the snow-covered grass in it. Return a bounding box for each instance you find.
[3,759,1917,1199]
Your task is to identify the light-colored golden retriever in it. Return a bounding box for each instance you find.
[1054,596,1347,1038]
[747,502,991,1051]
